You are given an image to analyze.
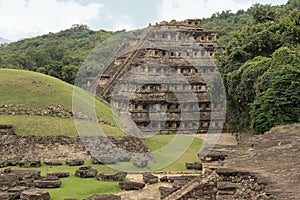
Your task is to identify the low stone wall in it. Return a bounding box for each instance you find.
[0,104,72,118]
[0,105,113,125]
[0,135,149,161]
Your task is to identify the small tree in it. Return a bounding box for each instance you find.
[250,3,276,23]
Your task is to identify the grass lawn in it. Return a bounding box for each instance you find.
[103,135,203,172]
[147,134,203,171]
[47,176,119,199]
[0,115,125,136]
[10,161,119,199]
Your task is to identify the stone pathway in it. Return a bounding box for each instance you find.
[115,173,201,200]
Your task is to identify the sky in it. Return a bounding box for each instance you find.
[0,0,288,41]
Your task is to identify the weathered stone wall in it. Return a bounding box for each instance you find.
[0,105,113,125]
[0,104,72,118]
[0,135,149,161]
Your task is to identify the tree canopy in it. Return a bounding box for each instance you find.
[0,24,114,84]
[205,0,300,133]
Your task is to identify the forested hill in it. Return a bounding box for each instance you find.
[0,0,299,134]
[202,0,299,134]
[0,24,115,83]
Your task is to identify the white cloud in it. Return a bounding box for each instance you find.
[0,0,288,41]
[159,0,254,21]
[0,0,109,41]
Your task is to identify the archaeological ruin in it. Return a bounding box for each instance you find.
[89,19,224,135]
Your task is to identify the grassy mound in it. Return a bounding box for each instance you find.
[0,68,122,135]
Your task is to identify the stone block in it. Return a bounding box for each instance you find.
[143,173,158,184]
[7,186,30,199]
[19,159,41,168]
[185,162,202,170]
[0,191,18,200]
[33,177,62,188]
[47,172,70,178]
[75,166,98,178]
[96,172,127,181]
[20,189,50,200]
[66,159,84,166]
[200,153,226,162]
[160,176,169,182]
[119,181,145,190]
[44,159,62,166]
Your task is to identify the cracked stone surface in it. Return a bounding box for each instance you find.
[221,124,300,200]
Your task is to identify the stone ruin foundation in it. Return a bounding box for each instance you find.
[0,134,150,167]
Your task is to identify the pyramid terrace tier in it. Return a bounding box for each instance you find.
[130,111,212,122]
[112,73,208,84]
[111,93,210,104]
[101,49,217,77]
[134,120,225,134]
[109,48,217,63]
[111,81,208,93]
[146,30,218,46]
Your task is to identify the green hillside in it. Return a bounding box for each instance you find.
[0,25,115,84]
[0,68,123,135]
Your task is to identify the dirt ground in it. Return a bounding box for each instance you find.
[221,124,300,200]
[115,173,201,200]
